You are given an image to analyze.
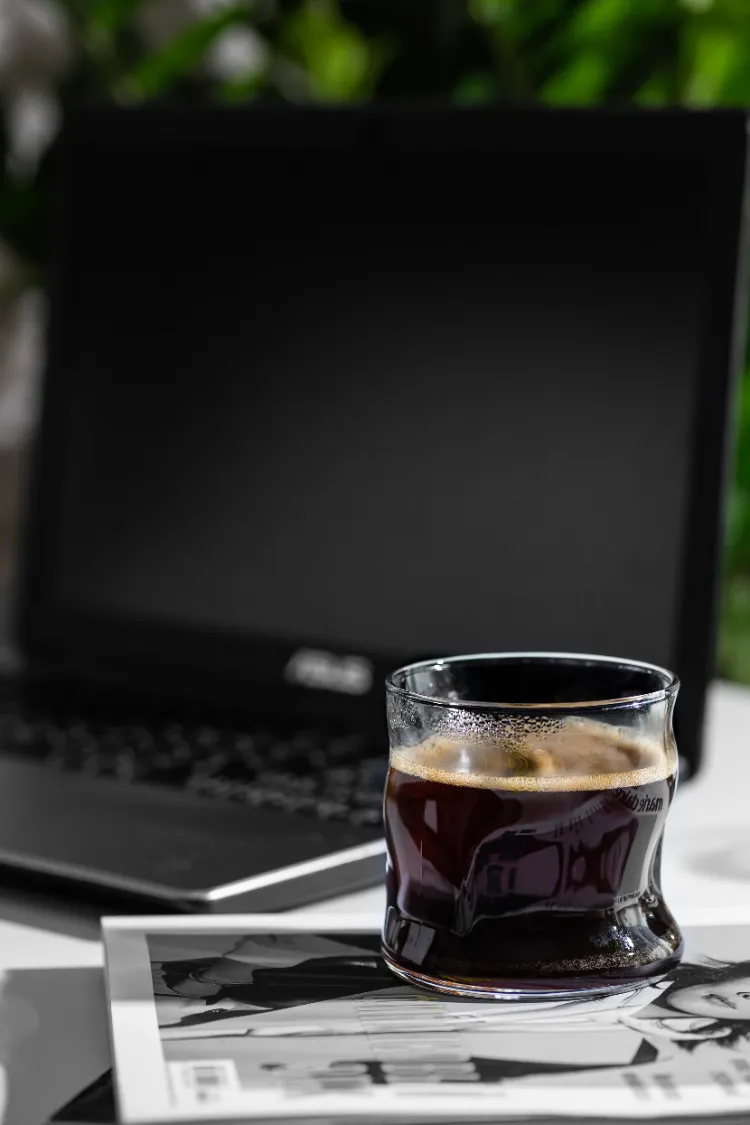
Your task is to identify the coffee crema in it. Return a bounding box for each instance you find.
[390,718,676,792]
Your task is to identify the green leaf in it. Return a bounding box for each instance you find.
[281,0,391,102]
[123,5,253,100]
[566,0,631,43]
[313,32,370,99]
[683,25,743,104]
[539,50,609,103]
[634,72,673,104]
[719,575,750,682]
[731,369,750,493]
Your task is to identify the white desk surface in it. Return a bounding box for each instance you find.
[0,680,749,1124]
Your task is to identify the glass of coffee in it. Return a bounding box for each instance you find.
[382,652,683,999]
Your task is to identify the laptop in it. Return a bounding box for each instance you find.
[0,106,745,912]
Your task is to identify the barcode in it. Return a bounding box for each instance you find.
[168,1059,240,1107]
[190,1065,228,1089]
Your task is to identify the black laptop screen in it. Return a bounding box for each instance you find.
[44,120,709,675]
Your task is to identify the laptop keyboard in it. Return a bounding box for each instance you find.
[0,695,387,828]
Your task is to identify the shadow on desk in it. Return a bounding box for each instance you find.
[0,966,110,1125]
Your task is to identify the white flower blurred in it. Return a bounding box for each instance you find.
[205,25,267,80]
[0,0,71,173]
[4,85,59,174]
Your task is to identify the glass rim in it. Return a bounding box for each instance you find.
[385,651,680,712]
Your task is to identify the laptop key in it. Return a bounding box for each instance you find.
[284,794,321,815]
[229,734,263,770]
[0,703,387,827]
[148,747,194,785]
[314,801,351,821]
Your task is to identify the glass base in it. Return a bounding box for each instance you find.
[382,949,665,1001]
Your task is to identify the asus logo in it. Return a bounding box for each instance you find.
[284,649,374,695]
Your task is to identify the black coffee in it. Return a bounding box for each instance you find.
[382,725,682,992]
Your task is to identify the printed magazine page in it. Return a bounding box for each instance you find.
[103,914,750,1124]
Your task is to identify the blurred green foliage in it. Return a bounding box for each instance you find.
[3,0,750,677]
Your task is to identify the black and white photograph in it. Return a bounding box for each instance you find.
[101,914,750,1122]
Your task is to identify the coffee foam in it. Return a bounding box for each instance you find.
[390,718,676,792]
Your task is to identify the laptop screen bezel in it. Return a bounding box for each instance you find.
[16,105,749,762]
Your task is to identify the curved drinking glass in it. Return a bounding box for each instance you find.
[382,652,683,999]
